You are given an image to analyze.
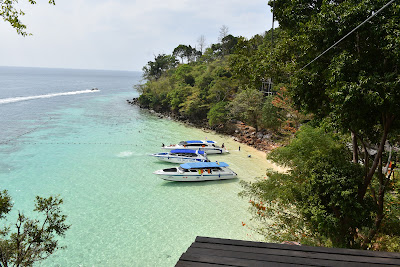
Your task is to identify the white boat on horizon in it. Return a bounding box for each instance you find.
[150,149,209,163]
[153,162,237,182]
[162,140,228,154]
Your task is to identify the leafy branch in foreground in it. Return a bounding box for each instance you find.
[0,0,56,36]
[0,190,70,266]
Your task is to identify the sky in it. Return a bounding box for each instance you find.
[0,0,273,71]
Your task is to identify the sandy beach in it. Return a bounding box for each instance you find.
[182,127,283,182]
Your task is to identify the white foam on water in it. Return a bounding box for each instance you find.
[0,89,99,104]
[116,151,134,158]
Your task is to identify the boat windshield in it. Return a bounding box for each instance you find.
[163,167,178,172]
[178,167,189,172]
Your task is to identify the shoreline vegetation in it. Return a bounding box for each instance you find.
[131,1,400,253]
[127,97,280,153]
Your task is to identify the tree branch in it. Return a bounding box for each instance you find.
[351,131,359,164]
[358,114,395,201]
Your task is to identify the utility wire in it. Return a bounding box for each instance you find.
[300,0,396,71]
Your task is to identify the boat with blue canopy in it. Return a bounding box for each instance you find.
[150,149,209,163]
[153,161,237,182]
[162,140,228,154]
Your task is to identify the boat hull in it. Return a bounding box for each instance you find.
[150,150,208,163]
[162,146,228,154]
[152,155,207,163]
[153,168,237,182]
[156,173,236,182]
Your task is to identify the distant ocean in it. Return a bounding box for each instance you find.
[0,66,260,266]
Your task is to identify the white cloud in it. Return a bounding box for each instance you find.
[0,0,273,71]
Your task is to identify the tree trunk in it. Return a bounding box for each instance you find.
[361,159,386,249]
[358,114,395,201]
[351,131,358,164]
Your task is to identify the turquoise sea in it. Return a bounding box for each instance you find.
[0,66,263,266]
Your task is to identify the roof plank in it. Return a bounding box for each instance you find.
[175,236,400,266]
[190,242,399,265]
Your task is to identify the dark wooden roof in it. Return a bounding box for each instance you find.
[176,236,400,266]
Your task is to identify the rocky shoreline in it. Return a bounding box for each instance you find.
[127,98,280,152]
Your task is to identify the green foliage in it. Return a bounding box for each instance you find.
[207,102,229,127]
[228,87,264,131]
[221,34,239,55]
[241,126,375,248]
[260,97,282,130]
[173,44,188,63]
[138,25,307,133]
[139,54,242,123]
[208,77,238,103]
[229,28,294,90]
[0,191,70,266]
[142,54,178,81]
[0,190,12,220]
[168,86,190,111]
[201,47,219,63]
[178,88,208,121]
[172,44,200,64]
[276,0,400,140]
[255,0,400,249]
[0,0,55,36]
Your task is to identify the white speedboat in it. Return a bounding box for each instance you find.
[162,140,228,154]
[150,149,209,163]
[153,162,237,182]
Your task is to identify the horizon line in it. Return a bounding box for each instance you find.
[0,65,142,73]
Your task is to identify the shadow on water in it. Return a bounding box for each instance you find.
[159,178,239,188]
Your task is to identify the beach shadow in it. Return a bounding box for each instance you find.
[159,178,239,188]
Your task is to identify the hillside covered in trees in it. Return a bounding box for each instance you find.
[135,26,305,147]
[136,0,400,252]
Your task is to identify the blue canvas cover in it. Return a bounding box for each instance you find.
[170,149,196,154]
[180,162,228,169]
[184,140,215,144]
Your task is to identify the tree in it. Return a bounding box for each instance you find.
[0,190,70,266]
[183,45,197,63]
[229,28,295,91]
[208,77,238,104]
[173,44,188,64]
[240,126,381,248]
[261,0,400,248]
[1,0,55,36]
[228,87,264,131]
[221,34,238,56]
[218,25,229,42]
[207,101,229,127]
[260,96,283,131]
[270,87,312,134]
[210,43,223,58]
[142,54,178,80]
[172,45,199,63]
[197,35,206,54]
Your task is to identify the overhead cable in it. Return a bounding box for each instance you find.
[300,0,397,71]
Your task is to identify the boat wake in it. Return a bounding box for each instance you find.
[116,151,134,158]
[0,89,99,104]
